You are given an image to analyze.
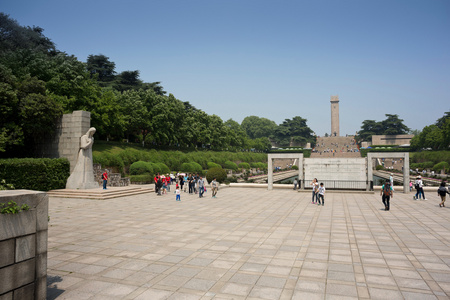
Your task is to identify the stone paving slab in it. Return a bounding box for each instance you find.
[46,187,450,299]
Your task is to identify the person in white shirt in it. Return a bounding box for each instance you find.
[317,183,325,206]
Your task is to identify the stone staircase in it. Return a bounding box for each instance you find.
[47,185,153,200]
[311,136,360,158]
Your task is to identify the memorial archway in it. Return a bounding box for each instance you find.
[367,152,410,194]
[268,153,303,190]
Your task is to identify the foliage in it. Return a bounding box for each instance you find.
[0,179,14,190]
[238,162,250,170]
[0,201,30,214]
[357,114,410,143]
[433,162,449,173]
[0,14,322,157]
[359,147,410,157]
[410,112,450,151]
[224,161,238,170]
[241,116,277,139]
[376,165,384,170]
[272,116,315,147]
[291,165,299,170]
[410,151,450,166]
[179,162,202,173]
[129,161,153,175]
[206,167,227,183]
[129,174,153,184]
[410,161,434,170]
[250,162,267,169]
[207,162,221,169]
[0,158,69,191]
[156,162,170,174]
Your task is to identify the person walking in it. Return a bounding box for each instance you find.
[188,174,194,194]
[293,178,298,190]
[438,181,449,207]
[409,180,412,192]
[390,173,395,191]
[381,179,393,211]
[198,176,205,198]
[211,177,218,198]
[102,169,108,190]
[310,178,319,204]
[175,184,181,201]
[156,177,163,196]
[317,183,325,206]
[414,175,426,200]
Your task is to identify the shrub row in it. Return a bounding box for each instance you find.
[130,175,154,184]
[93,145,268,173]
[129,161,170,177]
[0,158,70,191]
[360,148,411,157]
[410,161,450,173]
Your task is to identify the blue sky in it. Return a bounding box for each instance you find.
[2,0,449,136]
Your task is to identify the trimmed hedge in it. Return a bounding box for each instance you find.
[130,161,153,175]
[180,162,203,174]
[206,167,227,183]
[238,162,250,170]
[250,162,267,169]
[130,175,154,184]
[360,147,411,157]
[0,158,70,191]
[207,162,221,169]
[224,161,238,170]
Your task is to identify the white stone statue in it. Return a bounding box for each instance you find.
[66,127,99,189]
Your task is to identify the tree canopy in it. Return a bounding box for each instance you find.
[356,114,410,143]
[0,13,313,155]
[410,112,450,151]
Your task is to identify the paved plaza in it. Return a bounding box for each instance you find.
[46,187,450,300]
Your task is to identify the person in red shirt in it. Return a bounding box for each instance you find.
[102,170,108,189]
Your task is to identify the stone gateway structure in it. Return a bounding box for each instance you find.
[330,95,340,137]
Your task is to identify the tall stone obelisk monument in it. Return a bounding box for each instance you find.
[330,95,339,136]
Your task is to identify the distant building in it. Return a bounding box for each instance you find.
[371,134,413,146]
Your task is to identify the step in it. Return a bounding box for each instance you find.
[47,186,154,200]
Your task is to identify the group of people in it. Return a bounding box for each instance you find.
[153,172,219,200]
[302,173,450,212]
[382,174,450,211]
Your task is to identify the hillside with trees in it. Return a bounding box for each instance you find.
[0,13,315,157]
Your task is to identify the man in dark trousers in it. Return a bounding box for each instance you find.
[102,169,108,189]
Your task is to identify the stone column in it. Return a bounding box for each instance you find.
[268,155,273,190]
[403,153,410,194]
[330,95,340,137]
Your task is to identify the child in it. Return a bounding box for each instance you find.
[438,181,449,207]
[162,180,167,195]
[317,183,325,206]
[380,179,393,211]
[175,185,181,201]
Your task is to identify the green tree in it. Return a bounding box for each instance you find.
[86,54,116,82]
[273,116,314,147]
[241,116,277,139]
[357,114,409,143]
[381,114,410,135]
[0,13,55,55]
[224,119,248,150]
[410,112,450,151]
